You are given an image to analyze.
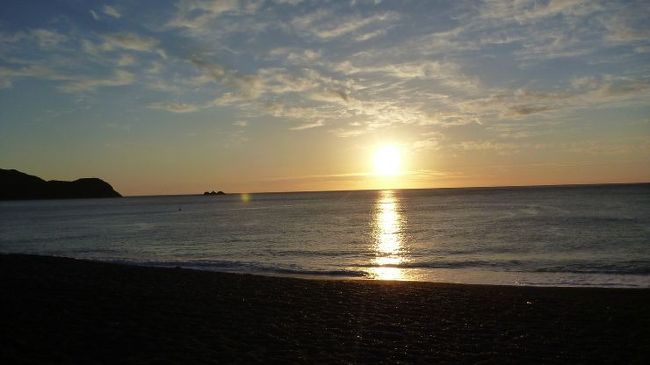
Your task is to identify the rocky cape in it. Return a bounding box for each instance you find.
[0,169,122,200]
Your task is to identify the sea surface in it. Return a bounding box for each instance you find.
[1,184,649,287]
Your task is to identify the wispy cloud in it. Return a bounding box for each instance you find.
[168,0,240,30]
[116,54,136,66]
[289,10,399,40]
[101,33,159,52]
[0,29,68,48]
[233,120,248,127]
[103,5,122,19]
[290,119,324,130]
[0,65,70,89]
[477,0,597,23]
[148,101,201,113]
[60,70,135,92]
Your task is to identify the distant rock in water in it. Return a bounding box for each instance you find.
[0,169,122,200]
[203,190,226,196]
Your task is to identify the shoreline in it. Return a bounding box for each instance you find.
[26,254,650,289]
[1,254,649,363]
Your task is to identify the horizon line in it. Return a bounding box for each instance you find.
[124,181,650,198]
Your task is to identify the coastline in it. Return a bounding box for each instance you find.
[103,259,650,288]
[1,254,648,363]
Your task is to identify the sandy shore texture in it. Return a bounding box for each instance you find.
[1,254,648,364]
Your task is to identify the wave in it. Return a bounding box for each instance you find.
[264,267,368,277]
[102,258,369,278]
[100,257,650,279]
[531,265,650,275]
[353,259,650,275]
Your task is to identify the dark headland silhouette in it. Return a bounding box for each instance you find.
[203,190,226,196]
[0,169,121,200]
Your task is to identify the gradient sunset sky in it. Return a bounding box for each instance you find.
[1,0,649,195]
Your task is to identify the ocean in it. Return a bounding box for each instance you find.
[1,184,649,287]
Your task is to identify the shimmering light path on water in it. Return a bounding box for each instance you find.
[371,190,407,281]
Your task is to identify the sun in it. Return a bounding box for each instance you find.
[373,145,401,176]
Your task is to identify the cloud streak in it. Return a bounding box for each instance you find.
[103,5,121,19]
[290,119,324,130]
[60,70,135,92]
[148,101,201,113]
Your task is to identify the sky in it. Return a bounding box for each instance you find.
[0,0,649,195]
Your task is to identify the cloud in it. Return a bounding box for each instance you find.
[190,57,227,80]
[308,89,349,103]
[0,65,69,88]
[258,171,372,184]
[595,78,650,98]
[289,9,331,31]
[257,68,319,94]
[331,127,366,138]
[0,65,56,78]
[233,120,248,127]
[364,0,631,68]
[103,5,122,19]
[453,140,519,153]
[289,10,399,40]
[314,13,398,40]
[411,132,444,151]
[60,70,135,92]
[0,29,67,48]
[189,58,286,101]
[508,104,554,116]
[456,75,650,125]
[411,139,440,151]
[102,33,159,52]
[204,71,265,101]
[177,0,240,16]
[147,61,164,75]
[290,119,324,130]
[268,48,321,65]
[117,54,136,66]
[169,0,240,30]
[561,138,650,155]
[334,60,474,84]
[81,33,162,57]
[228,74,264,98]
[148,101,201,113]
[635,46,650,54]
[30,29,67,48]
[213,92,249,105]
[478,0,595,23]
[264,101,321,120]
[355,28,385,42]
[274,0,303,5]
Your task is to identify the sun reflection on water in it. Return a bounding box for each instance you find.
[370,190,408,280]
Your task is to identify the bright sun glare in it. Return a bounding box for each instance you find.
[373,145,401,176]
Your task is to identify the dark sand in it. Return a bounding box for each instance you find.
[1,254,648,364]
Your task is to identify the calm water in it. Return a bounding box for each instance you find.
[1,185,649,287]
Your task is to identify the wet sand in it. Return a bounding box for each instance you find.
[1,254,648,364]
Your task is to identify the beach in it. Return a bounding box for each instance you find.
[1,254,648,364]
